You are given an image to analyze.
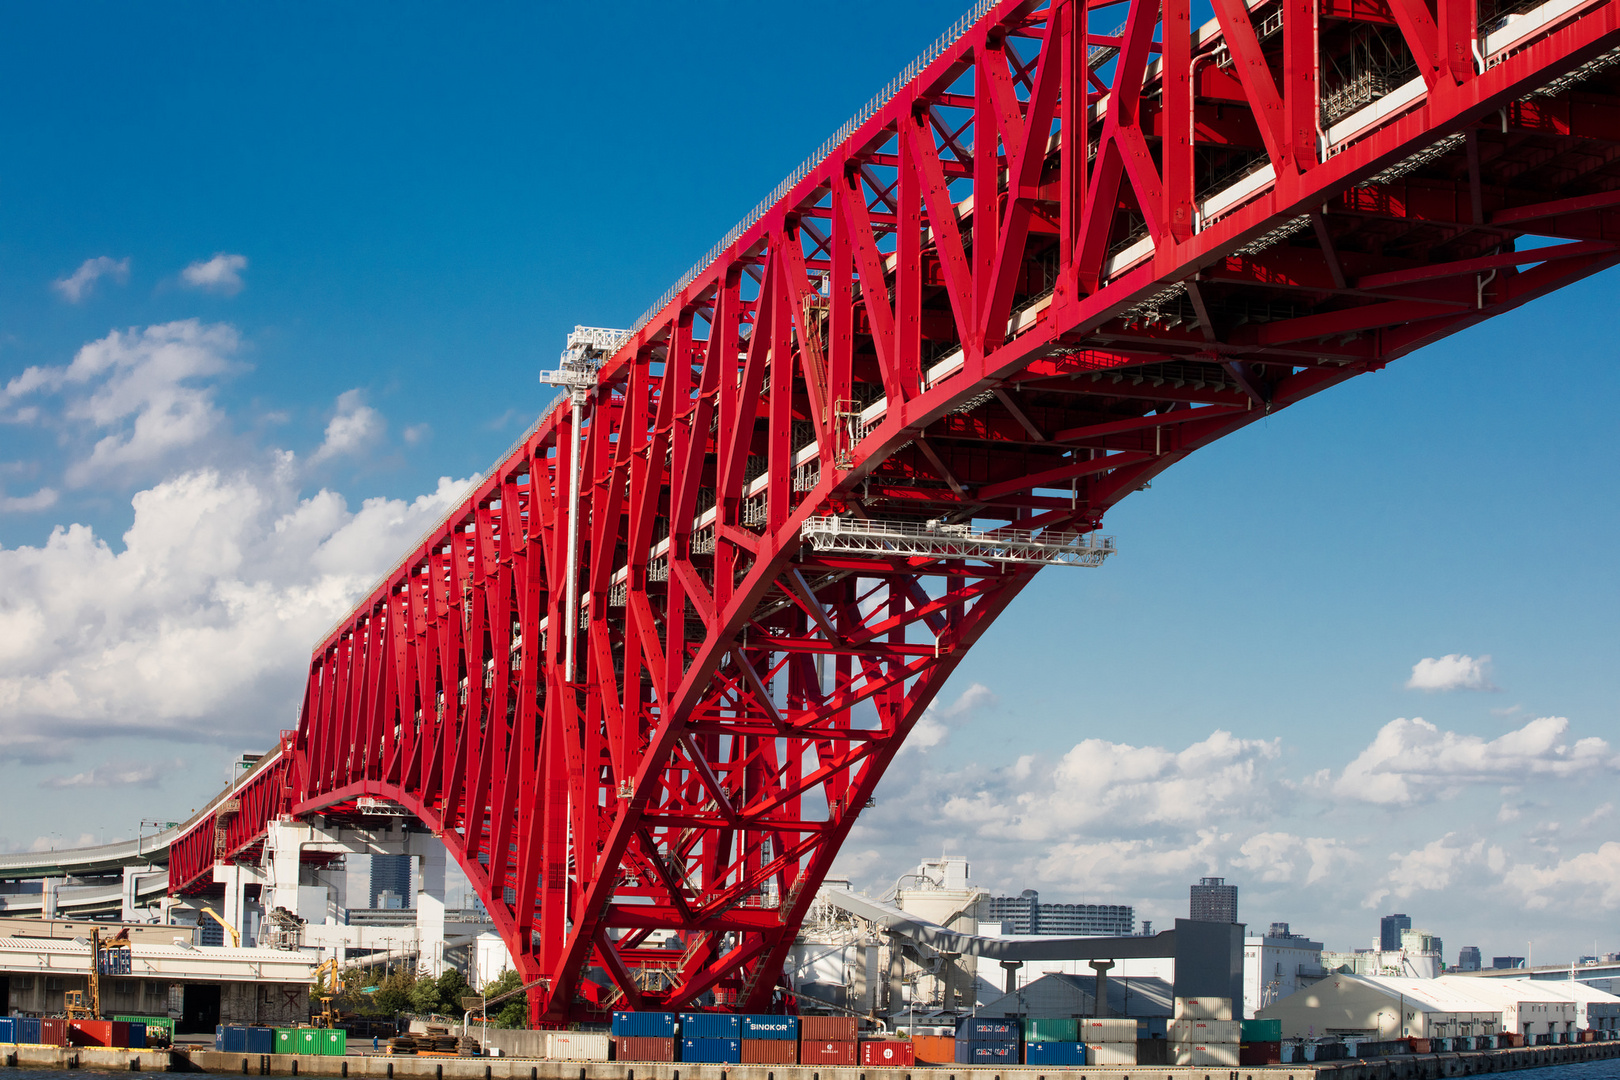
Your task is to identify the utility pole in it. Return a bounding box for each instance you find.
[539,326,631,682]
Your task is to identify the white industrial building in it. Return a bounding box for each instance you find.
[1258,973,1612,1040]
[1244,923,1325,1016]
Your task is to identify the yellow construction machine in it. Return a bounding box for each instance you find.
[64,927,132,1020]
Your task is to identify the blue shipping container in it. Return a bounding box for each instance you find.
[612,1012,677,1038]
[0,1018,13,1043]
[127,1023,146,1049]
[217,1025,249,1053]
[681,1038,741,1063]
[1025,1042,1088,1066]
[246,1027,275,1054]
[957,1040,1019,1064]
[680,1013,741,1039]
[958,1017,1020,1040]
[14,1017,42,1044]
[739,1015,798,1040]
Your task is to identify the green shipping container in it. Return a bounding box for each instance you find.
[297,1029,321,1055]
[321,1030,347,1056]
[274,1029,297,1054]
[1242,1019,1282,1042]
[113,1016,175,1037]
[1023,1018,1080,1042]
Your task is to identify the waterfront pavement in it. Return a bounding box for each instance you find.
[0,1040,1615,1078]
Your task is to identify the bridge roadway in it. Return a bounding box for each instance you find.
[150,0,1620,1025]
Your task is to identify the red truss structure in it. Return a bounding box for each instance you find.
[170,0,1620,1023]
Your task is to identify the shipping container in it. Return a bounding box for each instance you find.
[115,1016,173,1045]
[1025,1041,1087,1065]
[958,1016,1020,1040]
[216,1025,250,1053]
[247,1027,275,1054]
[0,1018,12,1043]
[1081,1018,1138,1043]
[1089,1042,1137,1066]
[612,1012,677,1038]
[274,1029,296,1055]
[956,1040,1019,1064]
[1174,996,1235,1020]
[740,1038,798,1064]
[546,1032,611,1060]
[740,1014,798,1040]
[14,1017,44,1045]
[800,1040,858,1065]
[861,1040,915,1067]
[1173,1042,1241,1066]
[70,1020,129,1047]
[680,1014,741,1039]
[681,1037,741,1063]
[1242,1018,1282,1042]
[1240,1041,1281,1065]
[1024,1017,1079,1042]
[321,1030,347,1056]
[800,1015,858,1042]
[1169,1018,1242,1044]
[297,1028,321,1055]
[911,1034,955,1064]
[614,1036,676,1062]
[40,1019,68,1047]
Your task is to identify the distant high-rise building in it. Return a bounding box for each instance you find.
[985,889,1134,935]
[370,854,413,910]
[1190,877,1238,922]
[1492,955,1526,969]
[1380,913,1412,951]
[1458,946,1482,971]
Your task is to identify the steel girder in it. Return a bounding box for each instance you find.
[167,0,1620,1023]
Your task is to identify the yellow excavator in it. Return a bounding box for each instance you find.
[312,958,340,1028]
[199,906,241,947]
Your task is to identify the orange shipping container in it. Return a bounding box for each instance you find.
[800,1016,858,1042]
[614,1036,676,1061]
[800,1040,858,1065]
[741,1039,798,1064]
[912,1035,955,1064]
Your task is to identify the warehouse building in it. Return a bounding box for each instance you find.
[1258,974,1501,1040]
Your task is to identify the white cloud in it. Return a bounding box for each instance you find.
[310,389,384,463]
[181,253,248,295]
[40,758,186,789]
[1332,715,1615,805]
[0,466,475,758]
[0,488,59,513]
[1231,832,1357,886]
[53,256,130,303]
[1504,842,1620,911]
[1407,653,1495,691]
[1367,833,1498,907]
[402,423,431,446]
[904,682,994,753]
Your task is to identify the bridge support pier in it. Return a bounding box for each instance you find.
[412,838,445,977]
[212,862,251,946]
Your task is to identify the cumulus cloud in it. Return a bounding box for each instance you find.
[1231,832,1358,886]
[0,488,59,513]
[1367,833,1500,907]
[904,682,995,753]
[1332,715,1615,805]
[181,253,248,295]
[0,466,475,758]
[311,389,384,463]
[1408,653,1495,691]
[2,320,240,485]
[40,759,186,789]
[1505,842,1620,911]
[53,256,129,303]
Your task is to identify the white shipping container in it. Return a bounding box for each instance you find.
[1174,995,1235,1020]
[1174,1043,1241,1066]
[1081,1019,1141,1044]
[546,1032,611,1060]
[1169,1019,1242,1044]
[1088,1042,1138,1065]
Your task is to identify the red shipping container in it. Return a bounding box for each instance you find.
[40,1019,69,1047]
[861,1040,916,1067]
[800,1016,859,1042]
[614,1036,676,1061]
[911,1035,955,1064]
[1239,1041,1281,1065]
[69,1020,130,1048]
[741,1039,798,1064]
[801,1040,858,1066]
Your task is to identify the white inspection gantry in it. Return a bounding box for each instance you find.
[801,515,1117,568]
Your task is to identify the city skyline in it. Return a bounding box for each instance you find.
[1,1,1617,962]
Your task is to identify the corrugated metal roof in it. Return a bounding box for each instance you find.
[976,972,1174,1018]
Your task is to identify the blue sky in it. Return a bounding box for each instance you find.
[2,2,1617,964]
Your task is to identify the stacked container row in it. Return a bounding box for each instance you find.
[956,1016,1019,1065]
[611,1012,677,1062]
[1240,1017,1282,1064]
[1171,997,1239,1066]
[1085,1018,1140,1066]
[801,1015,858,1065]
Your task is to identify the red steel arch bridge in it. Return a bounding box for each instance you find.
[168,0,1620,1023]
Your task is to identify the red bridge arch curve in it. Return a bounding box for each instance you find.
[170,0,1620,1023]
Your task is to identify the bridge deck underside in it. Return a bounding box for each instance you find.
[167,0,1620,1022]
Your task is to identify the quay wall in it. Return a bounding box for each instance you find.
[1,1039,1616,1078]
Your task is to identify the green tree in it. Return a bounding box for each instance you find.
[480,968,528,1028]
[411,968,471,1017]
[372,969,417,1016]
